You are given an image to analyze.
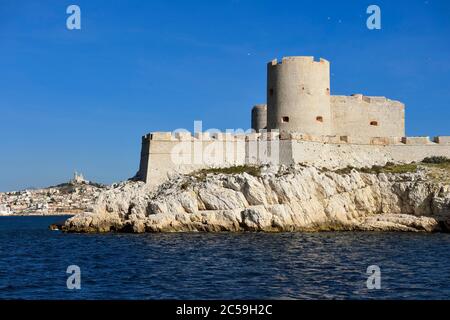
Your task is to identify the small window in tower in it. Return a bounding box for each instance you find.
[269,88,274,96]
[370,121,379,126]
[316,116,324,123]
[326,88,330,95]
[281,117,289,123]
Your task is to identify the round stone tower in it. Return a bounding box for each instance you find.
[251,104,267,132]
[266,56,332,135]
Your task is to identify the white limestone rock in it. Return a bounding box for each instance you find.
[63,165,450,233]
[198,184,249,210]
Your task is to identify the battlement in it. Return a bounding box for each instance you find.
[269,56,329,67]
[402,137,432,145]
[434,136,450,144]
[143,131,450,147]
[138,131,450,187]
[279,132,402,145]
[143,131,279,142]
[332,95,403,107]
[252,104,267,110]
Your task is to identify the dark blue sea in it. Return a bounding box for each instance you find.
[0,216,450,300]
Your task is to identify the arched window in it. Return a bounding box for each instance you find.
[316,116,324,123]
[269,88,274,96]
[370,121,379,126]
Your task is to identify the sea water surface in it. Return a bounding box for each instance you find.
[0,216,449,300]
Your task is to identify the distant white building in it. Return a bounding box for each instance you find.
[0,204,12,216]
[34,203,49,214]
[71,171,89,184]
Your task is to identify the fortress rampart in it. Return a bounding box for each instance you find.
[137,132,450,187]
[331,95,405,138]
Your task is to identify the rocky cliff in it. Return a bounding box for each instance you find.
[63,164,450,233]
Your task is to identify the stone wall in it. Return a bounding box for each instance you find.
[137,132,450,187]
[286,133,450,168]
[137,132,286,187]
[331,95,405,138]
[289,139,450,169]
[434,136,450,144]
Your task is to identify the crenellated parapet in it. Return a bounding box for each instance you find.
[434,136,450,144]
[332,94,403,106]
[143,131,450,146]
[142,131,281,142]
[137,130,450,187]
[269,56,329,65]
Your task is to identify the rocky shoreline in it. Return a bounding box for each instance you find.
[62,162,450,233]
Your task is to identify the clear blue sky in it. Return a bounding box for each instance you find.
[1,0,449,191]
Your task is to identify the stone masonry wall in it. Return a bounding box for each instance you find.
[137,132,450,187]
[331,95,405,138]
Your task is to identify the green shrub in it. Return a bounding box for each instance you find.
[334,163,418,175]
[334,166,356,175]
[378,163,418,174]
[422,156,450,164]
[191,165,261,181]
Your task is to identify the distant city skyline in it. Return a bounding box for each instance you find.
[1,0,449,191]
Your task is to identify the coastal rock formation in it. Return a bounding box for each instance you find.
[63,164,450,233]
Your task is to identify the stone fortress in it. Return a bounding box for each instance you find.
[137,56,450,187]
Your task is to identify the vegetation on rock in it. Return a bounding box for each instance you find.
[422,156,450,164]
[332,163,418,175]
[190,165,262,181]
